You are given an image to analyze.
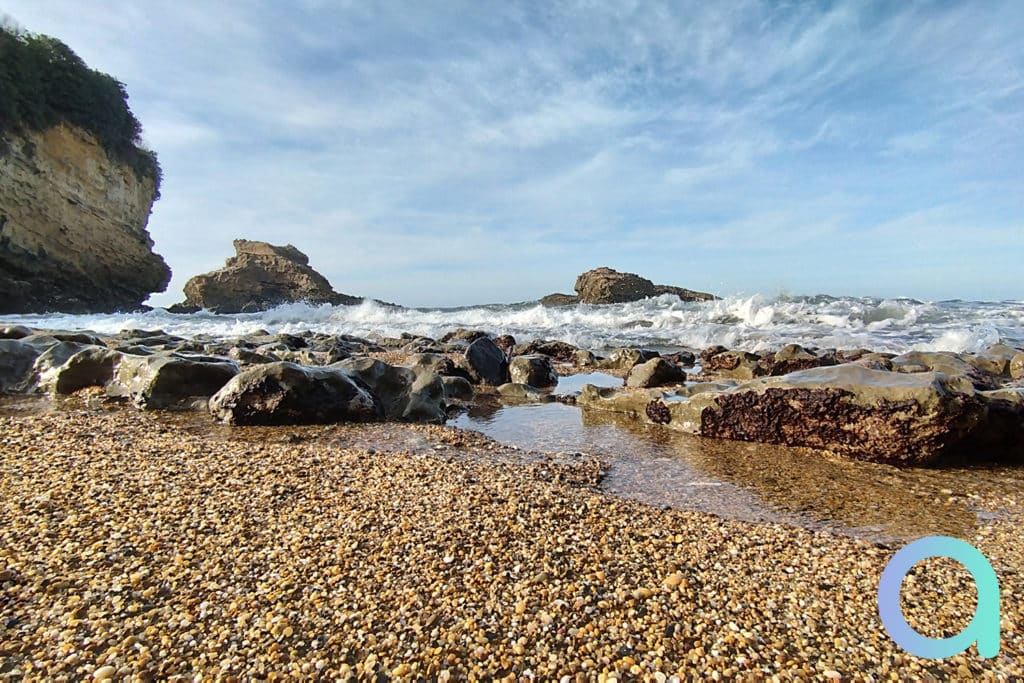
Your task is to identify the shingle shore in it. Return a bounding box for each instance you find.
[0,405,1021,680]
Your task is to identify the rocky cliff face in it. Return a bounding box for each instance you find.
[0,124,170,313]
[178,239,362,313]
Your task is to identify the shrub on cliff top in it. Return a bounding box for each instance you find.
[0,23,162,198]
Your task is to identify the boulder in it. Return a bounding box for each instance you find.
[0,340,41,393]
[333,356,446,423]
[441,376,474,401]
[39,346,123,395]
[766,344,836,375]
[580,365,1012,466]
[891,351,997,389]
[29,341,91,389]
[1012,353,1024,380]
[497,383,557,403]
[968,344,1018,377]
[464,337,510,386]
[702,350,765,380]
[602,348,659,371]
[625,357,688,388]
[179,240,362,313]
[0,325,32,340]
[572,267,715,304]
[106,353,239,409]
[509,355,558,388]
[209,362,381,426]
[513,339,580,363]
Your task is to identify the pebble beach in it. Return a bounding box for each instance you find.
[1,398,1022,680]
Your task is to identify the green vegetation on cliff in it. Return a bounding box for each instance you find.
[0,23,161,197]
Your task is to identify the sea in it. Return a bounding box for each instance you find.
[2,293,1023,355]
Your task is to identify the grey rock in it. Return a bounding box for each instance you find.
[209,361,381,425]
[509,355,558,388]
[464,337,510,386]
[0,340,41,393]
[625,357,688,388]
[106,353,239,409]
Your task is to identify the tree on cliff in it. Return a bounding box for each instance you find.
[0,23,162,197]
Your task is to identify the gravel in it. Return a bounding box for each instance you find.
[0,403,1021,680]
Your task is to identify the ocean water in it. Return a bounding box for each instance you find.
[3,294,1022,354]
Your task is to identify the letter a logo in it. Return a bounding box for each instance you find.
[877,536,1000,659]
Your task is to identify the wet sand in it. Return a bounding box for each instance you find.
[1,400,1022,679]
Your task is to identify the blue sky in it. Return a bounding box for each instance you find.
[4,1,1022,306]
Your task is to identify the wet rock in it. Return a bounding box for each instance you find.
[662,350,697,368]
[0,325,32,340]
[227,347,278,365]
[494,335,517,357]
[0,340,41,393]
[1012,353,1024,380]
[891,351,997,390]
[333,357,446,423]
[29,341,90,389]
[39,346,123,394]
[625,357,688,388]
[509,355,557,388]
[513,340,580,363]
[602,348,659,371]
[440,328,489,344]
[464,337,510,386]
[968,344,1018,377]
[574,349,598,367]
[209,362,381,425]
[766,344,837,375]
[703,350,765,380]
[441,375,474,401]
[581,365,1012,466]
[106,353,240,410]
[497,383,557,403]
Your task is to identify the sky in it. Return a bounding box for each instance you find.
[3,1,1022,307]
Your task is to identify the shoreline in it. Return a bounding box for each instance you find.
[1,404,1023,678]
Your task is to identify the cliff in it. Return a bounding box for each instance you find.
[0,124,169,313]
[177,239,361,313]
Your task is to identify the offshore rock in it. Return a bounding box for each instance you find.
[0,124,169,313]
[180,239,361,313]
[572,267,715,304]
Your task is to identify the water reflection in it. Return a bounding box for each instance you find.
[452,402,1024,543]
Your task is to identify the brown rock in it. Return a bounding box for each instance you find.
[180,240,361,313]
[572,267,715,304]
[0,124,170,313]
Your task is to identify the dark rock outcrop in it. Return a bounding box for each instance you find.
[541,267,716,305]
[178,240,361,314]
[209,362,380,425]
[105,353,240,409]
[332,357,446,423]
[463,337,510,386]
[509,355,558,388]
[0,124,169,313]
[625,357,688,388]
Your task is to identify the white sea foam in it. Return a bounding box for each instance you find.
[2,295,1022,354]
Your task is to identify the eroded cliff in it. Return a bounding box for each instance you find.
[0,123,170,313]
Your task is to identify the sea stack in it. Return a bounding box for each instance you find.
[176,239,362,313]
